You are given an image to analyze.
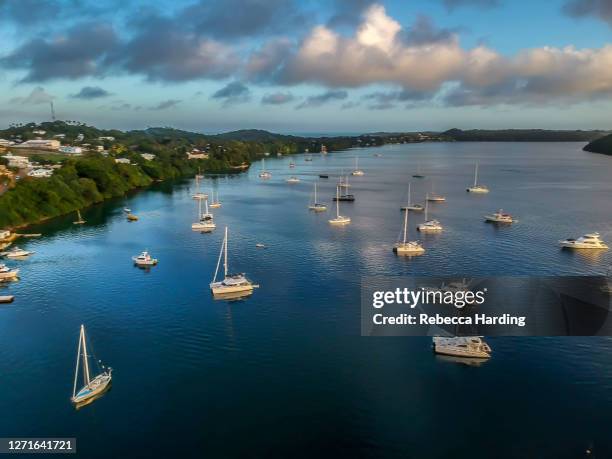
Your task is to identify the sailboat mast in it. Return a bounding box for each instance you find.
[314,182,317,203]
[336,185,340,217]
[403,204,408,243]
[198,198,202,218]
[425,195,429,221]
[72,325,83,397]
[81,325,90,386]
[408,183,411,205]
[474,163,478,186]
[205,198,209,215]
[224,227,228,277]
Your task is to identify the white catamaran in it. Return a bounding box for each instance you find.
[417,197,443,232]
[466,163,489,193]
[210,227,257,296]
[192,198,216,232]
[71,325,112,406]
[401,182,424,212]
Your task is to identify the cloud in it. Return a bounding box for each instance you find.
[362,89,434,109]
[296,90,348,109]
[441,0,500,11]
[211,81,251,106]
[1,23,118,82]
[261,92,295,105]
[9,86,55,104]
[0,0,60,25]
[327,0,375,27]
[562,0,612,25]
[402,15,460,45]
[70,86,112,99]
[341,101,360,109]
[149,99,182,110]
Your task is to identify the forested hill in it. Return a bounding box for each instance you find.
[583,134,612,155]
[442,128,608,142]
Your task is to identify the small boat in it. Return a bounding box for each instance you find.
[256,243,266,248]
[192,176,208,200]
[308,182,327,212]
[258,158,272,179]
[286,176,300,184]
[374,153,383,157]
[209,190,222,208]
[329,185,351,225]
[400,183,424,212]
[412,165,425,178]
[305,155,313,162]
[123,208,131,213]
[73,210,86,225]
[466,163,489,193]
[333,194,355,202]
[319,174,329,179]
[394,206,425,256]
[351,157,364,176]
[0,263,19,281]
[0,295,14,303]
[210,227,257,297]
[433,336,491,359]
[126,213,138,221]
[484,210,516,224]
[417,198,443,232]
[427,193,446,202]
[289,162,296,168]
[320,145,327,154]
[559,233,608,250]
[338,174,351,189]
[132,250,158,267]
[71,324,112,406]
[195,167,204,180]
[0,247,34,258]
[192,199,216,232]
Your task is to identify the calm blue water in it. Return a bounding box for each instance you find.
[1,142,612,458]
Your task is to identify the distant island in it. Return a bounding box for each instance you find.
[0,121,609,230]
[583,133,612,155]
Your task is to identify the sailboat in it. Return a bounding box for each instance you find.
[258,158,272,179]
[71,325,112,406]
[192,176,208,200]
[338,173,350,189]
[209,190,222,208]
[73,209,86,225]
[426,181,446,202]
[418,196,443,232]
[351,157,364,176]
[394,206,425,255]
[466,163,489,193]
[210,227,257,296]
[195,167,204,180]
[329,185,351,225]
[192,198,216,232]
[308,182,327,212]
[412,164,425,178]
[401,183,424,212]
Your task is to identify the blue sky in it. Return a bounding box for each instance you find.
[1,0,612,133]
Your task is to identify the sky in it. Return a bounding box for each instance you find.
[1,0,612,134]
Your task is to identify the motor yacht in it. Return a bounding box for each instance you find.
[0,263,19,280]
[433,337,491,359]
[286,176,300,184]
[132,251,158,267]
[484,210,516,224]
[0,247,34,258]
[559,233,608,250]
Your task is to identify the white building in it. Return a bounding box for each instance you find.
[115,158,131,164]
[2,154,31,169]
[28,168,53,178]
[53,134,66,139]
[59,146,83,154]
[33,129,46,135]
[12,139,60,151]
[98,136,115,141]
[187,150,209,160]
[140,153,156,161]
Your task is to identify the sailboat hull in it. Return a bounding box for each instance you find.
[210,281,254,295]
[71,373,112,405]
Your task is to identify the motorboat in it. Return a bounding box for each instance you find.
[286,176,300,184]
[394,206,425,256]
[210,227,257,297]
[0,247,34,258]
[466,163,490,193]
[132,251,158,267]
[126,213,138,221]
[71,325,112,406]
[289,162,296,168]
[484,210,516,224]
[319,174,329,179]
[559,233,608,250]
[0,263,19,280]
[427,194,446,202]
[433,336,491,359]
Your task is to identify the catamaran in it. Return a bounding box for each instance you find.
[394,204,425,255]
[73,209,86,225]
[401,183,424,212]
[351,157,364,176]
[308,182,327,212]
[466,163,489,193]
[417,197,443,232]
[192,199,216,232]
[209,190,222,208]
[329,185,351,225]
[71,325,112,406]
[258,158,271,179]
[559,232,608,250]
[210,227,257,296]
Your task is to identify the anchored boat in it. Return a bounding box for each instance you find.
[71,325,112,406]
[210,227,257,297]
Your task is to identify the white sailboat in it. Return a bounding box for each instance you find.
[258,158,271,179]
[329,185,351,225]
[192,176,208,200]
[351,157,364,176]
[308,182,327,212]
[71,325,112,406]
[394,205,425,255]
[73,209,86,225]
[401,183,424,212]
[192,198,216,232]
[466,163,489,193]
[426,182,446,202]
[210,227,256,296]
[209,190,222,208]
[418,197,443,232]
